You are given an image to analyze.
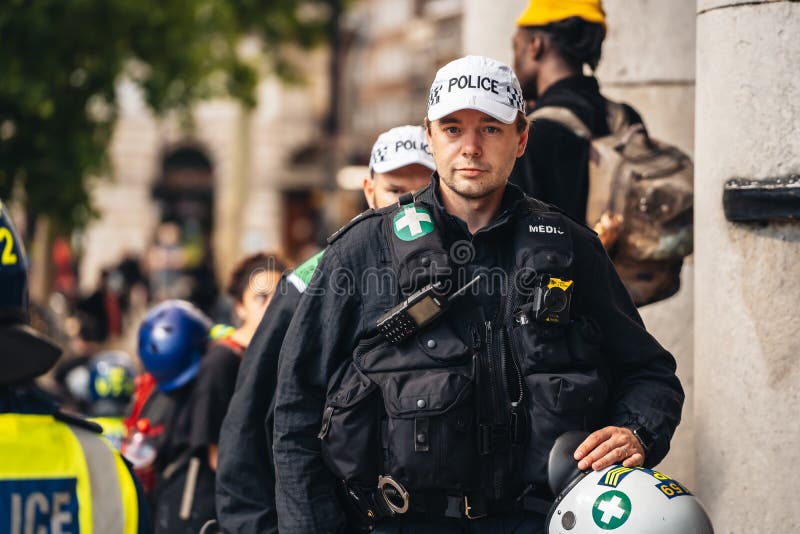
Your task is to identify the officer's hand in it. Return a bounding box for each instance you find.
[573,426,645,471]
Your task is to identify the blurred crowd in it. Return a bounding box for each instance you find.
[34,218,301,407]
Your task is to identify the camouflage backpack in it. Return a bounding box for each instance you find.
[529,101,693,306]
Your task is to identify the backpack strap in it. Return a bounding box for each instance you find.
[529,101,634,139]
[528,106,591,139]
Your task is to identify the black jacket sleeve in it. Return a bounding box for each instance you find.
[272,247,363,533]
[215,274,302,534]
[573,230,685,466]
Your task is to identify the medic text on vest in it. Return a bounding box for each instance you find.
[447,75,500,95]
[529,224,565,235]
[395,140,431,155]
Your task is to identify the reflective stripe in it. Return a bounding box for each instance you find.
[287,272,308,293]
[71,424,139,534]
[112,444,139,534]
[0,413,139,534]
[70,425,126,533]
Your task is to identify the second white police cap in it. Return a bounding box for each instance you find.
[369,125,435,174]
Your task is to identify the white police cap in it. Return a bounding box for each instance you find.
[427,55,525,125]
[369,125,435,174]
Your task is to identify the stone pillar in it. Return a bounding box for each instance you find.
[694,1,800,531]
[596,0,697,487]
[461,0,527,65]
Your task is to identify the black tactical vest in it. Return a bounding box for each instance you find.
[318,193,610,519]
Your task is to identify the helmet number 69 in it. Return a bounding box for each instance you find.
[658,482,686,498]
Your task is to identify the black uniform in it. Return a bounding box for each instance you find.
[272,176,684,533]
[215,274,307,534]
[509,75,642,221]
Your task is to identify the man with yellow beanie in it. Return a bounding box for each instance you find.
[510,0,644,221]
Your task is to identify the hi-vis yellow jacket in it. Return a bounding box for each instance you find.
[0,413,140,534]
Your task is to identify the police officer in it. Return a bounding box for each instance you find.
[272,56,684,533]
[0,199,152,534]
[215,125,436,533]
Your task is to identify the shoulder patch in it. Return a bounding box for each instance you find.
[288,249,326,293]
[53,410,103,434]
[326,208,381,245]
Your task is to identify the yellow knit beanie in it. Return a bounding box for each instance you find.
[516,0,606,30]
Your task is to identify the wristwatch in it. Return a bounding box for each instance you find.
[629,426,655,453]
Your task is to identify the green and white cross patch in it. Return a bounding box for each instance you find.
[592,490,632,529]
[393,206,433,241]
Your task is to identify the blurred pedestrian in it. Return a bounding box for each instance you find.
[194,252,287,474]
[510,0,694,305]
[127,299,212,533]
[510,0,632,221]
[146,222,187,302]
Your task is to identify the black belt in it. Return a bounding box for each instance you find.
[413,489,553,519]
[342,479,552,525]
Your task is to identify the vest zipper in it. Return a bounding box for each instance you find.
[484,322,502,416]
[484,320,506,498]
[501,283,524,410]
[500,328,523,406]
[500,326,524,450]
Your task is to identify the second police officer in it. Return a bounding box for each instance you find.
[271,56,684,533]
[215,125,436,533]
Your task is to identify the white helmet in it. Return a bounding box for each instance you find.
[546,432,714,534]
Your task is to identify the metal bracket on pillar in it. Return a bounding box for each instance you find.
[723,175,800,222]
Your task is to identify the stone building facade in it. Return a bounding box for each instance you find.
[80,48,331,293]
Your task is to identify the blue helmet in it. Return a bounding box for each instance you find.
[0,199,29,325]
[137,300,211,392]
[87,351,136,416]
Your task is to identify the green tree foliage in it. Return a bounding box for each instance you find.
[0,0,330,231]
